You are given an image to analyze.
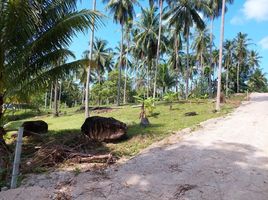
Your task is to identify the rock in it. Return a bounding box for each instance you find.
[140,117,150,127]
[22,120,48,136]
[184,112,198,116]
[81,116,127,142]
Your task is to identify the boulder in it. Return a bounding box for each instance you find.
[81,116,127,142]
[22,120,48,136]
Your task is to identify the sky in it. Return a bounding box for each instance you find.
[69,0,268,74]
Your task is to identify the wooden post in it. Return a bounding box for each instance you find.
[10,127,24,189]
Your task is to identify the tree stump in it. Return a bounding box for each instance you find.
[220,92,226,103]
[81,116,127,142]
[22,120,48,136]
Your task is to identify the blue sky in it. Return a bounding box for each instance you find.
[70,0,268,74]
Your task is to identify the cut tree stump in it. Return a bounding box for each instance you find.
[22,120,48,136]
[81,116,127,142]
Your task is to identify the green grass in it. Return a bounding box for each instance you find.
[5,96,244,158]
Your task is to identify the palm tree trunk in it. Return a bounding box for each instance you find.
[134,60,138,90]
[123,66,127,104]
[226,64,229,96]
[98,68,101,85]
[153,0,163,99]
[0,49,4,122]
[117,24,124,106]
[0,94,3,121]
[174,31,179,96]
[85,0,96,118]
[53,80,59,117]
[147,59,150,98]
[216,0,226,111]
[49,83,53,110]
[82,83,86,105]
[58,81,62,109]
[44,92,47,110]
[209,17,214,98]
[123,34,130,104]
[186,33,190,100]
[237,62,240,93]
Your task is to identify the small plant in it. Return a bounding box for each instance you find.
[73,167,81,176]
[163,92,177,110]
[134,96,156,116]
[134,96,157,127]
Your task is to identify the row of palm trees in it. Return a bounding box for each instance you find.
[82,0,263,115]
[84,0,236,113]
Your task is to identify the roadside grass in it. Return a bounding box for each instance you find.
[5,95,245,159]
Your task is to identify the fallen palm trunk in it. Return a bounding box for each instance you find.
[68,153,114,164]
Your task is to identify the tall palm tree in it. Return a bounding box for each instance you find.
[166,0,205,99]
[202,0,234,97]
[248,68,267,92]
[234,32,250,93]
[85,38,112,84]
[223,39,234,96]
[85,0,97,118]
[103,0,137,106]
[157,63,176,94]
[135,6,161,97]
[192,28,210,74]
[215,0,226,111]
[164,1,183,96]
[248,50,261,72]
[124,20,132,104]
[152,0,164,100]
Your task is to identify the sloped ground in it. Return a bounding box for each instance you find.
[1,93,268,200]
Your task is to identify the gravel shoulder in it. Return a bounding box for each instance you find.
[1,93,268,200]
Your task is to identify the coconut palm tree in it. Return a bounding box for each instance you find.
[135,6,160,97]
[201,0,234,97]
[124,20,133,104]
[165,0,205,99]
[85,38,112,84]
[103,0,137,106]
[248,69,267,92]
[215,0,226,111]
[157,63,176,94]
[248,50,261,72]
[223,39,234,96]
[234,32,250,93]
[85,0,97,118]
[0,0,100,122]
[192,28,210,75]
[0,0,101,178]
[152,0,164,100]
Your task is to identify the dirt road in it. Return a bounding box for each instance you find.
[1,93,268,200]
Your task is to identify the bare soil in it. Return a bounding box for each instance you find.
[1,93,268,200]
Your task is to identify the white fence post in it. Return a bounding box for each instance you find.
[10,127,24,189]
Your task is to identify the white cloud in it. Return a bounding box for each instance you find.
[259,36,268,50]
[242,0,268,21]
[230,16,245,25]
[230,0,268,25]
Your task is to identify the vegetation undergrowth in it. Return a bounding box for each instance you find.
[5,95,245,164]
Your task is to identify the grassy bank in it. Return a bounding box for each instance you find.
[5,95,245,158]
